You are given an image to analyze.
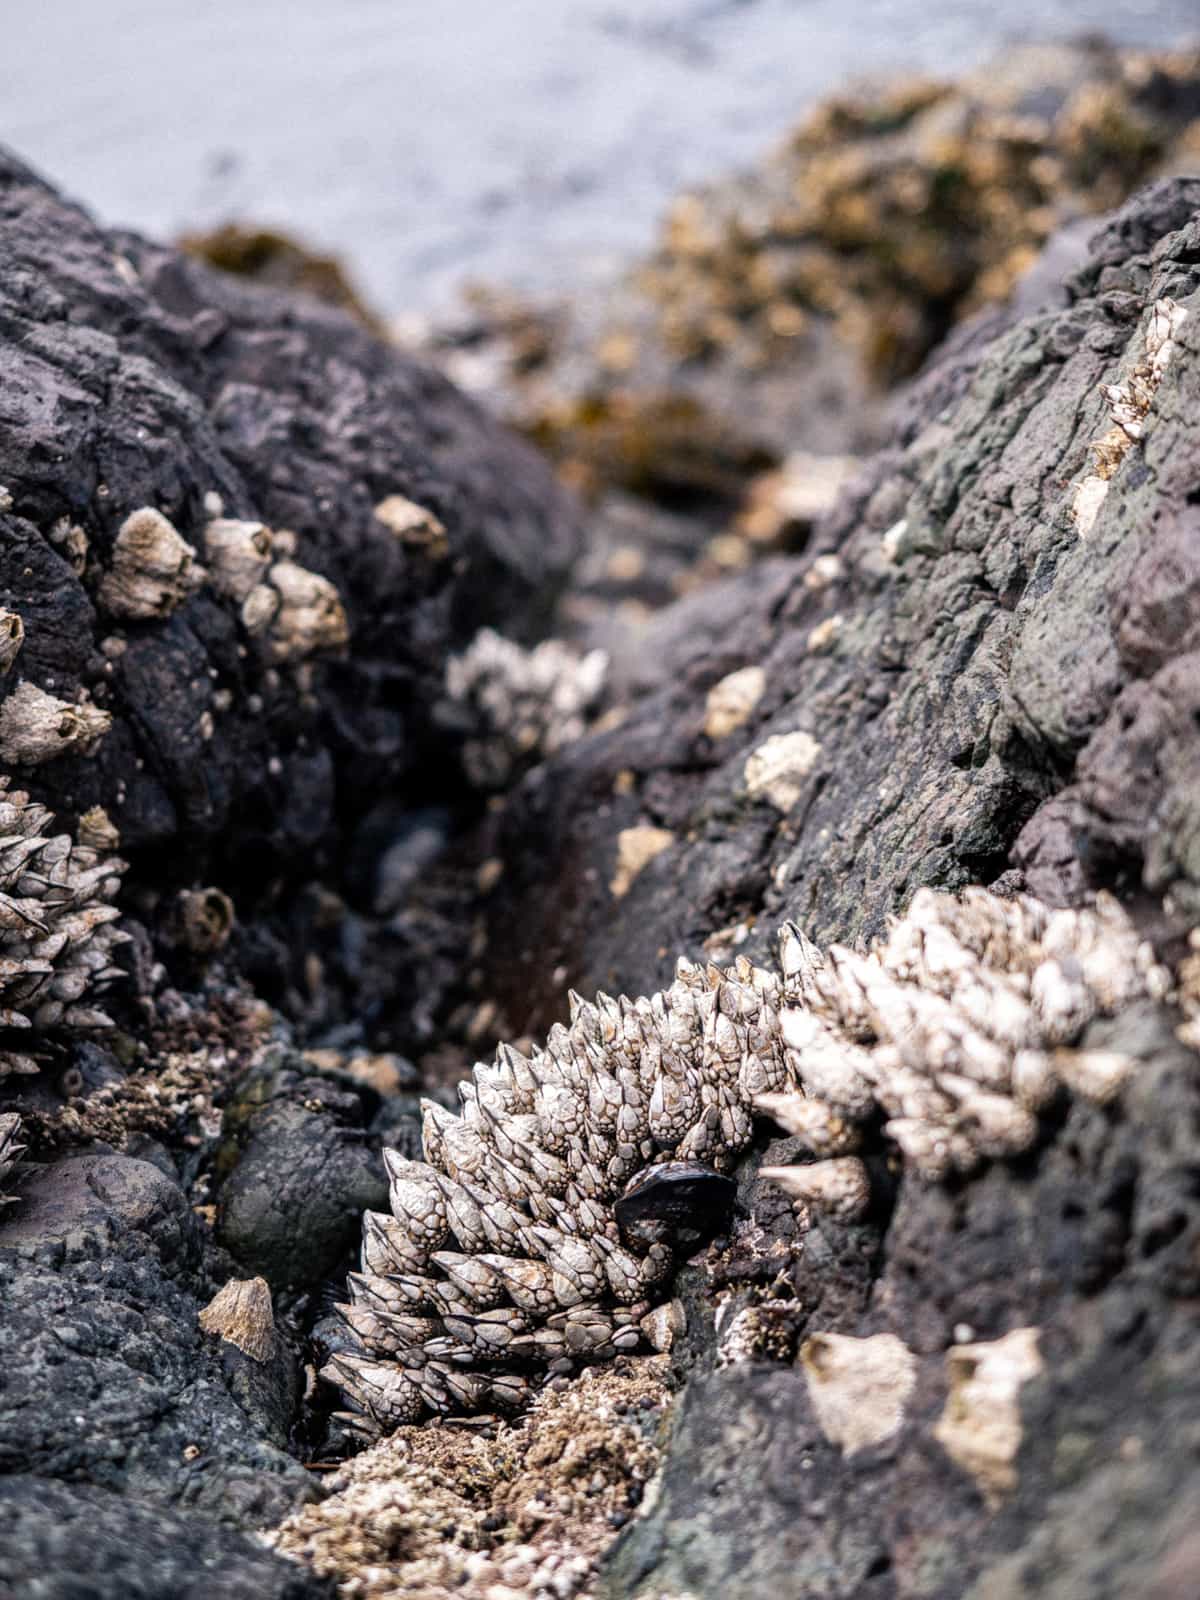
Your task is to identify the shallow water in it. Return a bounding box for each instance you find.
[5,1,1196,316]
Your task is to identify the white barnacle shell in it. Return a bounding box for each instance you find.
[0,1113,24,1205]
[266,558,350,661]
[760,1157,871,1221]
[0,610,24,676]
[99,507,206,620]
[934,1328,1043,1506]
[801,1331,917,1457]
[204,516,273,601]
[0,778,128,1079]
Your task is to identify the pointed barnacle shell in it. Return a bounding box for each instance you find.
[332,882,1167,1433]
[198,1276,275,1362]
[266,558,350,661]
[761,1157,870,1221]
[0,683,112,765]
[1050,1046,1136,1104]
[0,1112,24,1205]
[1030,957,1097,1043]
[934,1328,1043,1507]
[801,1332,917,1457]
[0,610,24,676]
[204,516,273,601]
[780,1006,876,1119]
[753,1092,862,1156]
[99,507,206,619]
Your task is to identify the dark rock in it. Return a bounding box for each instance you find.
[0,1475,331,1600]
[217,1065,387,1294]
[0,144,582,978]
[0,1154,313,1528]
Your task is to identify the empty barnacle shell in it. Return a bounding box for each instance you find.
[332,883,1173,1434]
[0,682,112,766]
[198,1276,275,1362]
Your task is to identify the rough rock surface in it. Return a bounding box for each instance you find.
[388,177,1200,1598]
[3,132,1200,1600]
[477,177,1200,1036]
[0,144,581,945]
[0,1150,324,1594]
[0,1476,331,1600]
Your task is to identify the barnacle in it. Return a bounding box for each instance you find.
[0,682,112,766]
[766,886,1169,1183]
[0,776,128,1079]
[98,507,206,619]
[1073,297,1188,536]
[442,628,608,789]
[0,1112,22,1205]
[331,886,1168,1434]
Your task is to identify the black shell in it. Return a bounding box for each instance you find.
[614,1160,736,1249]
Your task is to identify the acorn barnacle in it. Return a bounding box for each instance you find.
[0,778,129,1080]
[328,887,1170,1435]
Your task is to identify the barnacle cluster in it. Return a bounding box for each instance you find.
[441,628,607,788]
[329,885,1168,1433]
[0,777,128,1079]
[0,1112,22,1206]
[763,886,1168,1195]
[1072,298,1188,536]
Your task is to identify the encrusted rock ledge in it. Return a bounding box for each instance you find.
[2,139,1200,1600]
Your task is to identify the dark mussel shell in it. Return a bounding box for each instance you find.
[614,1160,736,1250]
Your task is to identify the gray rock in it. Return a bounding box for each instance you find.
[0,1154,314,1528]
[218,1070,387,1294]
[0,1476,330,1600]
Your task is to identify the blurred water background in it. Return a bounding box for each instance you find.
[5,0,1197,317]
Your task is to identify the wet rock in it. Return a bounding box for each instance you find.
[0,1475,331,1600]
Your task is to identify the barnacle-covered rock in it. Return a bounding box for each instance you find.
[0,775,128,1078]
[441,628,608,788]
[334,884,1175,1433]
[764,886,1168,1190]
[328,948,782,1434]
